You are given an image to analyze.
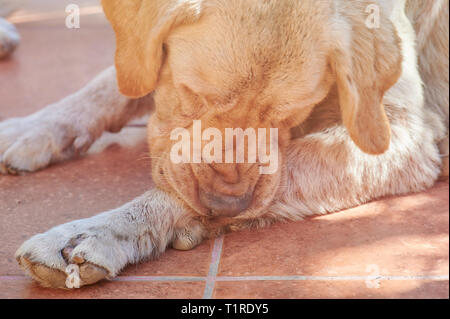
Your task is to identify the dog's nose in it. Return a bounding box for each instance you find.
[209,163,256,184]
[199,190,252,217]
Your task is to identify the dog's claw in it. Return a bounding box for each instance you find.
[0,161,21,175]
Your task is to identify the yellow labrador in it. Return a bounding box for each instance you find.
[1,0,448,288]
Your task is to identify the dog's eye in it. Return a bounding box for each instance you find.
[202,93,238,113]
[179,85,205,116]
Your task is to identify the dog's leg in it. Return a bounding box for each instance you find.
[406,0,449,180]
[15,188,203,288]
[268,114,443,220]
[0,17,19,58]
[439,134,449,180]
[0,66,153,174]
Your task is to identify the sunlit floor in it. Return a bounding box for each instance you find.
[0,0,448,299]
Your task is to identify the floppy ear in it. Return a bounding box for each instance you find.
[101,0,202,98]
[331,8,403,154]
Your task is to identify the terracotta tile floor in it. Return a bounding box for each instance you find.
[0,1,448,299]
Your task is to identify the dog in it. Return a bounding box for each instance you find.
[0,0,447,288]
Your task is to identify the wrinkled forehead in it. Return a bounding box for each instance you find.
[165,2,330,103]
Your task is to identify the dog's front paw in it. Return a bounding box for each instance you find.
[0,18,20,59]
[15,221,123,288]
[0,113,93,174]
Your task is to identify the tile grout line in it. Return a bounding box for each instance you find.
[213,275,450,281]
[1,274,448,281]
[0,276,28,281]
[112,276,205,282]
[202,235,225,299]
[112,275,450,282]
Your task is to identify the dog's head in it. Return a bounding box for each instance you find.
[102,0,402,218]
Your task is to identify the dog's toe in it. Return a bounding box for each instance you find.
[79,263,109,286]
[18,256,67,289]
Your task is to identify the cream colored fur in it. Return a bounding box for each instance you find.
[0,0,447,288]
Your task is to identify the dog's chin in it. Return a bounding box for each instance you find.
[151,151,284,219]
[181,193,276,219]
[165,170,280,220]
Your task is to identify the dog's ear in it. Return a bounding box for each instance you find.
[330,7,402,154]
[101,0,202,98]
